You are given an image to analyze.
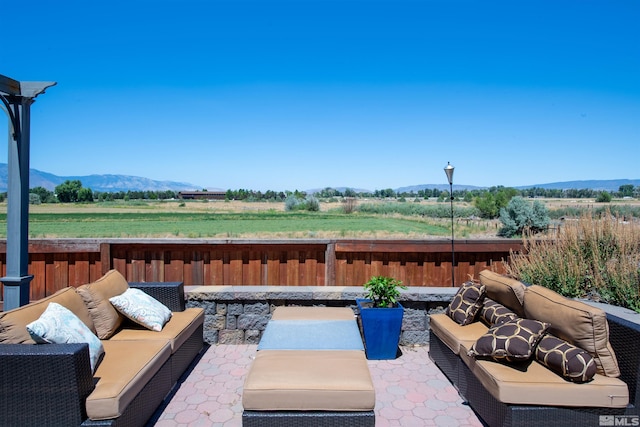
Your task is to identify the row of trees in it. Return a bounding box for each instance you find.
[25,181,638,209]
[29,181,180,204]
[311,185,640,202]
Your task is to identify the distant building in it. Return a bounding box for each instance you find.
[178,191,226,200]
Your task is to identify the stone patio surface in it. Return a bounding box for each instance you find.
[152,344,484,427]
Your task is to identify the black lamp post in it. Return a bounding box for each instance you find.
[444,162,455,287]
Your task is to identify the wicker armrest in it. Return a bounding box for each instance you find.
[607,313,640,409]
[129,281,186,312]
[0,343,95,426]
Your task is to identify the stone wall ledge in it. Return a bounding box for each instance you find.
[185,286,457,345]
[186,285,458,303]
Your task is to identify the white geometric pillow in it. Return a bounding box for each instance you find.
[27,302,104,372]
[109,288,172,332]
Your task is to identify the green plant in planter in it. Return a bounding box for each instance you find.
[363,276,407,308]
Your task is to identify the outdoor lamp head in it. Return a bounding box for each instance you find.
[444,162,454,185]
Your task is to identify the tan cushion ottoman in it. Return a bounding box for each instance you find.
[242,350,375,411]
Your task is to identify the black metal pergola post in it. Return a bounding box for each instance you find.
[0,74,55,310]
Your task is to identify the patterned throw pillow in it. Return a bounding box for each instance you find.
[27,302,104,372]
[479,298,518,326]
[445,281,486,326]
[535,335,597,383]
[109,288,172,332]
[468,318,550,363]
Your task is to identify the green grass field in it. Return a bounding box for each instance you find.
[9,196,632,239]
[0,209,461,239]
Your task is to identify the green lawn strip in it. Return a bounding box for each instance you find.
[0,211,450,238]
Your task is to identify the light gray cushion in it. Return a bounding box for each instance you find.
[27,302,104,372]
[258,320,364,351]
[109,288,172,332]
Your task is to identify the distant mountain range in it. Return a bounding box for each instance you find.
[0,164,637,193]
[397,179,640,193]
[0,164,200,193]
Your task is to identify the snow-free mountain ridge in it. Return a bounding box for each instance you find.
[0,164,636,193]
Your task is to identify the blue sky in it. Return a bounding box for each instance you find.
[2,0,639,192]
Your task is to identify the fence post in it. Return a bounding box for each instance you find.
[100,243,112,275]
[325,242,336,286]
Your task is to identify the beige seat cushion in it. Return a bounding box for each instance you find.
[271,306,356,321]
[524,285,620,377]
[76,270,129,339]
[0,287,95,343]
[243,350,375,411]
[86,339,171,420]
[460,343,628,408]
[429,313,488,354]
[479,270,526,317]
[110,308,204,352]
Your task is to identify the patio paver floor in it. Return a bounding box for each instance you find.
[152,344,484,427]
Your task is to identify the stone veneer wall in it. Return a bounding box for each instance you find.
[186,286,458,345]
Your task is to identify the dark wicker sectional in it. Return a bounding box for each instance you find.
[0,282,203,427]
[429,308,640,427]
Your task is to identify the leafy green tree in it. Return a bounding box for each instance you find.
[344,188,356,198]
[55,180,83,203]
[30,186,56,203]
[474,192,498,218]
[498,196,550,237]
[596,191,612,203]
[473,187,517,219]
[77,187,94,203]
[619,185,634,198]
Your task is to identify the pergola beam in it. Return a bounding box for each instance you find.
[0,75,20,96]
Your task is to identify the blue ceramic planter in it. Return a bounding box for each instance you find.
[356,298,404,360]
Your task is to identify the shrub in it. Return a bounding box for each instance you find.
[357,202,479,218]
[305,195,320,212]
[498,196,550,237]
[473,187,517,219]
[596,191,612,203]
[285,195,319,212]
[284,195,301,211]
[29,193,41,205]
[363,276,407,308]
[506,211,640,312]
[343,197,357,214]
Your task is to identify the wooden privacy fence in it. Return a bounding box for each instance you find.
[0,238,523,302]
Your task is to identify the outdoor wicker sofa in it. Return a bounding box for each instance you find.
[0,269,204,427]
[429,269,640,427]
